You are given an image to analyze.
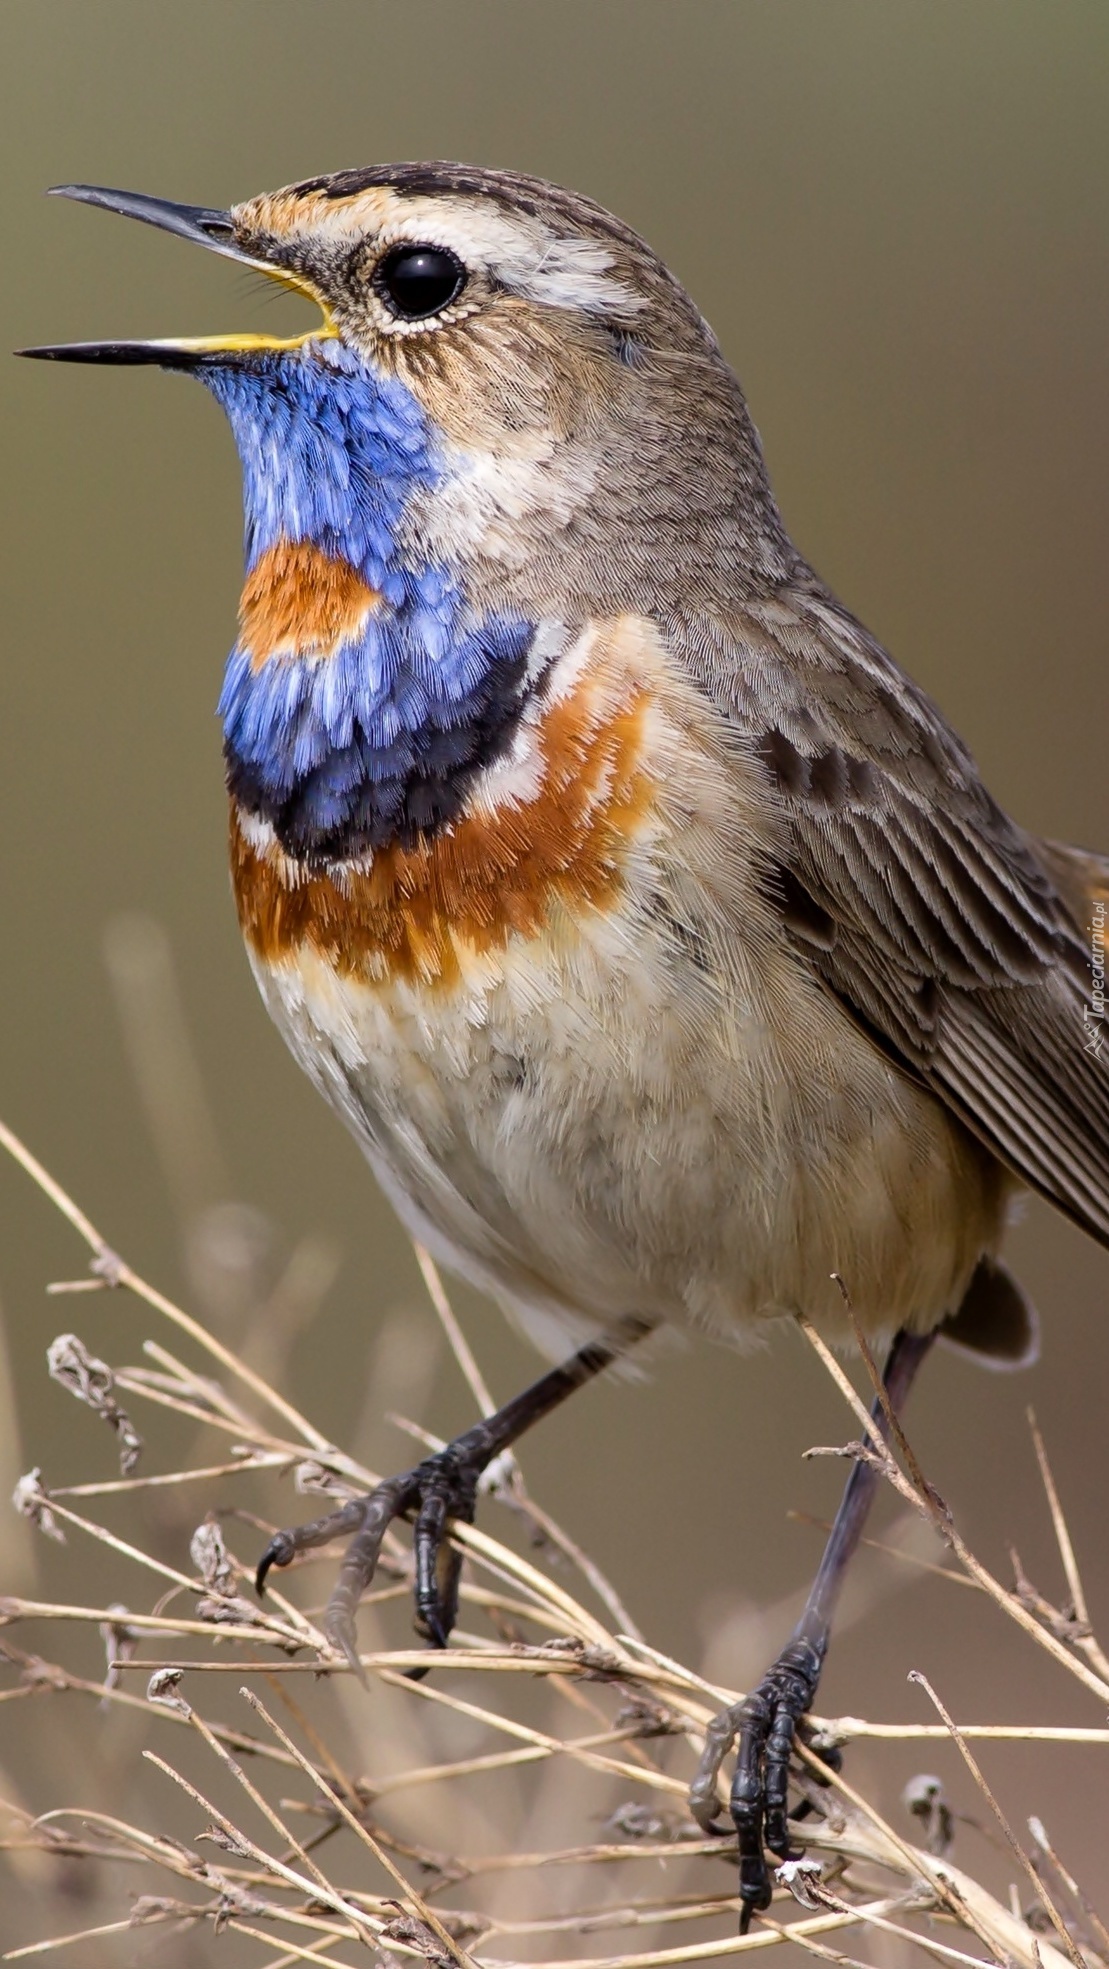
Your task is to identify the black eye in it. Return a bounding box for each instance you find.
[375,244,466,321]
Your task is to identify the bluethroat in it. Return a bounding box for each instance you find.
[22,165,1109,1924]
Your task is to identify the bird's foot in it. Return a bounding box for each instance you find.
[689,1635,836,1929]
[256,1433,489,1672]
[256,1332,649,1673]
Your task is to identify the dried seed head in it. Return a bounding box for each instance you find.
[12,1467,64,1542]
[904,1771,955,1856]
[47,1333,143,1475]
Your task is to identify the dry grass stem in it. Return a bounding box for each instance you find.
[1,1113,1106,1966]
[905,1671,1082,1969]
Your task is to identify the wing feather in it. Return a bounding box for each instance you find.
[681,590,1109,1246]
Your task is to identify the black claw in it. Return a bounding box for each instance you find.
[420,1605,450,1650]
[413,1454,476,1646]
[691,1634,826,1926]
[255,1536,285,1596]
[694,1329,932,1923]
[255,1496,367,1598]
[255,1447,487,1664]
[253,1333,647,1671]
[730,1636,824,1920]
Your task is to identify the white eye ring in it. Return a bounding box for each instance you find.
[374,243,466,321]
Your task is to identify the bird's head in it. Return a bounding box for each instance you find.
[23,164,786,590]
[22,166,789,863]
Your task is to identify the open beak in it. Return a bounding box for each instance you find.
[17,183,333,367]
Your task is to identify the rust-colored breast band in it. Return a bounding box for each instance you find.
[239,538,381,667]
[230,674,656,988]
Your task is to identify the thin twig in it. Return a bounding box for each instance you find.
[5,1117,1107,1969]
[1028,1408,1109,1684]
[908,1670,1085,1969]
[240,1687,480,1969]
[1028,1817,1109,1956]
[0,1116,332,1450]
[796,1316,1109,1704]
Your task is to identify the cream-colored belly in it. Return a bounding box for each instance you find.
[250,902,1007,1363]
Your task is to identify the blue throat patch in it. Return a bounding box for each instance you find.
[202,341,537,863]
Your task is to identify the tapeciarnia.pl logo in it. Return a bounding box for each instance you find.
[1083,897,1106,1057]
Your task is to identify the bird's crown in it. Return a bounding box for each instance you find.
[233,162,661,355]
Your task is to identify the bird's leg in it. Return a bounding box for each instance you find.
[257,1315,654,1671]
[690,1324,936,1928]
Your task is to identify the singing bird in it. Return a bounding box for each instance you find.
[23,166,1109,1923]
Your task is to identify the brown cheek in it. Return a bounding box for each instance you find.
[382,307,612,453]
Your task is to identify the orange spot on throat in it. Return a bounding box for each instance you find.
[238,539,380,668]
[230,665,657,988]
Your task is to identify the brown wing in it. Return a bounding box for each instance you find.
[683,588,1109,1246]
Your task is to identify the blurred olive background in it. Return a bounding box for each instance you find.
[3,0,1109,1952]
